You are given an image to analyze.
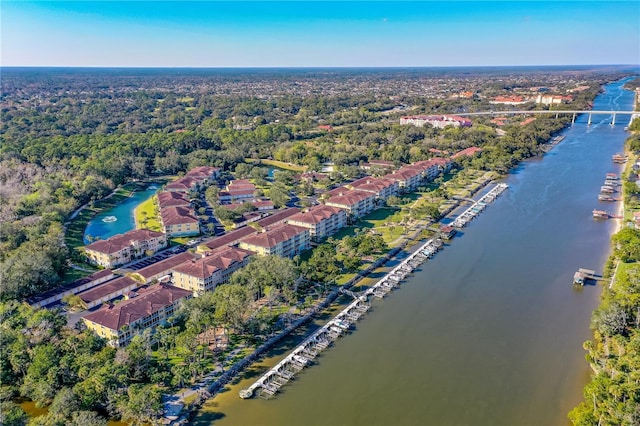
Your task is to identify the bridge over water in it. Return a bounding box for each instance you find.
[455,110,638,126]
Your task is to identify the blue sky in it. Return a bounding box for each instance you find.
[2,1,639,67]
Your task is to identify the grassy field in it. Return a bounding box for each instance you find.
[134,195,162,231]
[244,158,308,172]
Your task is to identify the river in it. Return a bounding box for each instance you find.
[196,79,635,425]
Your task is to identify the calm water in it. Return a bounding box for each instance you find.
[198,79,635,426]
[83,185,159,243]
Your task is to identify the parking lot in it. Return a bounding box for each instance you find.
[126,245,188,271]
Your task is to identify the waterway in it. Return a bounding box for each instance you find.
[83,185,159,243]
[196,79,636,425]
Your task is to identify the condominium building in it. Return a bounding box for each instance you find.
[130,251,200,284]
[84,229,167,268]
[325,189,377,219]
[218,179,257,203]
[287,205,347,241]
[384,166,424,192]
[400,115,472,128]
[77,275,140,309]
[82,284,192,347]
[165,166,220,193]
[160,206,200,237]
[239,223,310,258]
[27,269,115,308]
[350,177,399,201]
[171,247,253,293]
[157,191,191,209]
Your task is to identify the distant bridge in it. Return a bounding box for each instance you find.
[454,110,638,126]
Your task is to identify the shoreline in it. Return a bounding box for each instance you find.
[168,176,498,421]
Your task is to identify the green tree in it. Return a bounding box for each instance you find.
[116,384,162,426]
[303,244,342,282]
[269,184,290,208]
[0,401,27,426]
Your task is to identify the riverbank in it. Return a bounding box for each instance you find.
[191,78,634,426]
[169,175,497,422]
[569,128,640,424]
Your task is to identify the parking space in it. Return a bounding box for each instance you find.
[126,245,188,271]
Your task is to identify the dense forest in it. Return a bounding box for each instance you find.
[0,68,628,424]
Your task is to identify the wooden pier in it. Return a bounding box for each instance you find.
[451,183,509,228]
[239,237,445,399]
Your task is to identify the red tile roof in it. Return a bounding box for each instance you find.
[172,247,253,279]
[288,205,345,225]
[385,167,423,182]
[157,191,190,208]
[83,284,192,331]
[134,252,200,281]
[326,189,375,207]
[160,206,199,225]
[85,229,166,255]
[239,223,308,249]
[185,166,219,180]
[451,147,483,159]
[256,208,301,227]
[77,275,138,304]
[203,227,256,251]
[165,176,198,191]
[351,177,397,193]
[201,208,301,251]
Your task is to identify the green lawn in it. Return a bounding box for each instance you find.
[244,158,308,172]
[135,195,162,231]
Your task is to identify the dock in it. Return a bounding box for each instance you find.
[239,237,445,400]
[239,183,508,400]
[573,268,600,285]
[451,183,509,228]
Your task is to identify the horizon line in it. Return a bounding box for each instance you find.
[2,64,639,69]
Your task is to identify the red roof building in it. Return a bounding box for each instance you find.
[131,251,200,284]
[172,247,253,293]
[83,284,192,347]
[157,191,191,209]
[77,275,140,309]
[287,205,348,241]
[239,223,310,258]
[384,167,424,192]
[325,189,377,219]
[451,147,483,160]
[84,229,167,268]
[350,177,399,200]
[160,206,200,237]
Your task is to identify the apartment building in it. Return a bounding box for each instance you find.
[84,229,167,268]
[325,189,377,219]
[82,284,192,347]
[384,166,424,192]
[171,247,253,293]
[160,206,200,237]
[350,177,399,201]
[286,205,347,241]
[239,223,310,258]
